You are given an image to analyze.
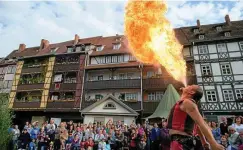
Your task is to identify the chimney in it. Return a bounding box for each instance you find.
[74,34,79,45]
[197,20,200,28]
[40,39,49,50]
[18,44,26,52]
[225,14,231,26]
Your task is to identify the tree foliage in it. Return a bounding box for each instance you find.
[0,93,12,148]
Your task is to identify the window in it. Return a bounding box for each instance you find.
[235,89,243,99]
[117,55,124,62]
[94,117,105,125]
[147,71,155,78]
[6,66,16,74]
[148,92,156,101]
[201,65,212,76]
[125,93,138,101]
[54,74,63,83]
[67,47,74,53]
[223,90,234,101]
[156,92,164,100]
[96,46,104,51]
[224,32,231,37]
[104,102,116,109]
[199,34,204,40]
[50,47,58,53]
[194,28,199,34]
[127,73,134,79]
[0,67,6,74]
[216,26,222,32]
[206,90,217,102]
[119,74,126,80]
[95,94,103,100]
[217,43,227,52]
[97,75,103,81]
[239,42,243,50]
[75,46,81,52]
[129,54,136,61]
[99,57,106,64]
[113,43,121,50]
[3,80,13,89]
[198,45,208,54]
[148,92,163,101]
[106,56,112,63]
[112,56,118,63]
[220,64,232,75]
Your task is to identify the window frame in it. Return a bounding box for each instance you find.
[224,32,231,37]
[125,93,138,101]
[217,43,227,52]
[220,64,232,75]
[216,26,222,32]
[223,90,234,101]
[199,34,205,40]
[103,102,116,109]
[96,46,104,51]
[6,66,16,74]
[239,41,243,51]
[235,89,243,100]
[206,90,217,102]
[201,65,212,76]
[198,45,208,54]
[113,43,121,50]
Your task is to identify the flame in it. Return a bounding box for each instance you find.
[124,0,187,86]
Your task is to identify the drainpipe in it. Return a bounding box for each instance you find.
[139,63,143,122]
[79,52,88,116]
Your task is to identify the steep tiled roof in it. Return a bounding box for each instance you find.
[180,20,243,43]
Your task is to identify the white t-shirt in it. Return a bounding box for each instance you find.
[232,123,243,133]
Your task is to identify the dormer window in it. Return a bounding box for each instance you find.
[224,32,231,37]
[67,47,74,53]
[96,46,104,51]
[194,28,199,34]
[113,43,121,50]
[104,102,116,109]
[216,26,222,32]
[199,34,205,40]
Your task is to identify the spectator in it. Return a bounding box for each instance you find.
[237,129,243,149]
[227,126,239,150]
[150,123,160,150]
[220,135,229,149]
[71,134,80,150]
[18,129,31,149]
[232,116,243,133]
[211,121,221,143]
[220,117,229,136]
[160,121,170,150]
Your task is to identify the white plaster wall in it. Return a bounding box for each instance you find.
[231,61,243,74]
[210,54,218,59]
[4,74,14,80]
[234,84,243,88]
[89,99,131,113]
[208,44,217,53]
[197,77,202,83]
[234,75,243,81]
[211,63,221,76]
[195,64,201,76]
[229,52,241,58]
[83,115,94,124]
[214,77,222,82]
[124,116,135,125]
[227,42,240,52]
[221,85,232,89]
[204,86,215,90]
[194,55,199,61]
[216,85,223,102]
[193,46,198,55]
[90,57,98,65]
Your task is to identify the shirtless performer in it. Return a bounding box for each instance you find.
[167,85,224,150]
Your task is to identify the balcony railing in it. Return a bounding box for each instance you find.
[17,84,44,91]
[54,63,80,72]
[143,76,197,90]
[85,79,141,90]
[46,101,75,109]
[200,101,243,112]
[50,83,77,91]
[12,101,41,108]
[21,67,45,74]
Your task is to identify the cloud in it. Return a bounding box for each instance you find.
[0,1,243,57]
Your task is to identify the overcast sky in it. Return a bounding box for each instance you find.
[0,0,243,57]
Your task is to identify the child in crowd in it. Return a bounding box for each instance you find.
[80,138,86,150]
[86,137,94,150]
[98,138,106,150]
[220,135,229,149]
[29,139,37,150]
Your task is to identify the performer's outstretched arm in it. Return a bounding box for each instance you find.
[181,99,224,150]
[196,125,210,150]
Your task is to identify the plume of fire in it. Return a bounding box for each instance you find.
[124,0,187,86]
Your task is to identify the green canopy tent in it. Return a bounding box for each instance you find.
[145,84,180,119]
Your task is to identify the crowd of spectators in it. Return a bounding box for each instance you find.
[8,116,243,150]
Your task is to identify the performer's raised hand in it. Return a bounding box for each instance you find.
[210,142,225,150]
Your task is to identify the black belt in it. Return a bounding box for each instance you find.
[171,134,197,148]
